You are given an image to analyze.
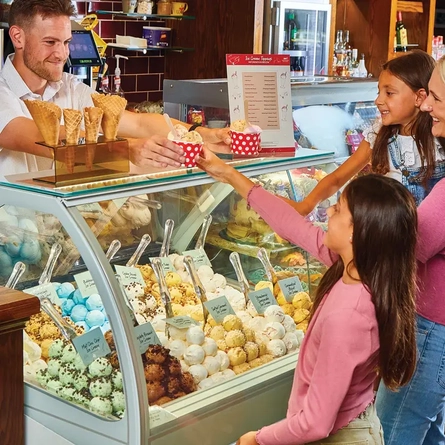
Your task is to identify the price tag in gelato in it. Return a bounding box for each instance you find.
[248,288,277,314]
[165,315,198,329]
[149,406,177,428]
[203,296,235,323]
[278,276,303,302]
[149,257,175,274]
[74,271,98,297]
[72,327,111,367]
[115,265,145,287]
[24,283,60,306]
[134,322,161,354]
[182,248,212,268]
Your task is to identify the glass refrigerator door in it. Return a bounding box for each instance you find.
[275,2,331,76]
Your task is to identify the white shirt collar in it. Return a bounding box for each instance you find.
[1,53,63,101]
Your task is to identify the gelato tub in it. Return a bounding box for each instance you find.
[142,26,172,48]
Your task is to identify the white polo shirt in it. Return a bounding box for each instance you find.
[0,54,94,180]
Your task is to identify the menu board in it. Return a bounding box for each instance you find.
[226,54,294,155]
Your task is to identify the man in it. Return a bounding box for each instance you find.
[0,0,230,179]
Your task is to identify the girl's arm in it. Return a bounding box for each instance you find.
[197,148,338,266]
[290,140,372,216]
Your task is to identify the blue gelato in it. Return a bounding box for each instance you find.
[57,282,75,299]
[61,299,75,316]
[71,304,88,322]
[85,294,104,311]
[85,310,105,328]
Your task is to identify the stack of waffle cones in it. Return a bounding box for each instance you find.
[24,100,62,147]
[84,107,104,170]
[91,93,127,141]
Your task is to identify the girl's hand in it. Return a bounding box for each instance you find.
[236,431,259,445]
[196,146,233,183]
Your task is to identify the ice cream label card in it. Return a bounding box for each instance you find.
[149,257,176,274]
[24,283,60,306]
[278,276,303,302]
[74,271,98,297]
[165,315,198,329]
[182,248,212,268]
[135,322,161,354]
[72,327,111,367]
[248,288,277,314]
[203,296,236,323]
[115,265,145,287]
[226,54,294,156]
[149,405,177,428]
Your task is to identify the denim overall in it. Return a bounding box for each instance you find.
[388,135,445,206]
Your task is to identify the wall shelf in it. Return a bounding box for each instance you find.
[107,43,194,53]
[94,10,195,20]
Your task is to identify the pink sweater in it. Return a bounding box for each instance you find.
[248,186,379,445]
[416,178,445,325]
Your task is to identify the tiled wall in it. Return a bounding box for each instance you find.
[76,1,165,103]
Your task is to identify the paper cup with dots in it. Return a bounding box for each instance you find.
[230,130,261,157]
[176,141,204,167]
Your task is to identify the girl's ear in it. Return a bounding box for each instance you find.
[416,89,428,107]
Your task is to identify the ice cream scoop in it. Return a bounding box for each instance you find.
[159,219,174,258]
[229,252,250,304]
[183,255,209,324]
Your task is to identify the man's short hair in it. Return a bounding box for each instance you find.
[9,0,75,29]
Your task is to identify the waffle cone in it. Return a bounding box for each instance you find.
[84,107,103,143]
[63,109,82,145]
[64,146,75,173]
[91,93,127,141]
[24,100,62,147]
[85,145,96,171]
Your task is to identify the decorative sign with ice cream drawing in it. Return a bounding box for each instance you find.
[226,54,294,156]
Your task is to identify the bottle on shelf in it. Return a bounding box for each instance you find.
[99,75,111,94]
[349,48,360,77]
[394,11,408,52]
[333,29,346,75]
[111,54,128,97]
[432,35,444,61]
[288,13,298,50]
[343,30,353,65]
[358,53,368,78]
[291,56,304,77]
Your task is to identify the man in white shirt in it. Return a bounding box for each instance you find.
[0,0,229,180]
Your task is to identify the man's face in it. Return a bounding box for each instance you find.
[22,14,72,82]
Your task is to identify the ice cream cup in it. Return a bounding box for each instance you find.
[229,130,261,156]
[176,141,204,167]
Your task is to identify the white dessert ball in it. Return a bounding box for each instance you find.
[283,332,300,353]
[188,364,208,383]
[246,316,267,333]
[145,295,158,310]
[203,356,221,375]
[151,315,166,332]
[169,339,187,359]
[173,255,186,271]
[215,350,230,371]
[264,322,286,340]
[184,344,205,366]
[198,377,215,390]
[202,279,217,293]
[212,273,227,289]
[267,339,287,358]
[236,310,253,325]
[264,305,286,323]
[222,369,236,379]
[186,326,205,345]
[282,314,297,333]
[180,359,189,372]
[157,332,169,347]
[246,300,259,317]
[135,313,147,325]
[197,265,214,281]
[202,338,218,357]
[130,298,146,314]
[169,325,188,341]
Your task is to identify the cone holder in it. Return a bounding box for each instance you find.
[36,136,130,186]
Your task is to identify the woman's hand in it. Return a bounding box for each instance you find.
[196,146,233,183]
[236,431,259,445]
[198,127,231,154]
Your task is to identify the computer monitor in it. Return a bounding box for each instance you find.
[67,29,101,67]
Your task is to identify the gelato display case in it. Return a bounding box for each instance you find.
[163,76,379,158]
[0,151,337,445]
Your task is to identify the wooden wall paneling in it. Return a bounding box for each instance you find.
[165,0,258,80]
[254,0,265,54]
[328,0,337,75]
[426,0,437,53]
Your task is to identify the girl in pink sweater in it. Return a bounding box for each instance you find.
[197,149,418,445]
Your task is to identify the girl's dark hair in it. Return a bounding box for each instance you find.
[372,50,440,188]
[9,0,75,29]
[311,174,417,390]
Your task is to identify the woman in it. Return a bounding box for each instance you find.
[375,56,445,445]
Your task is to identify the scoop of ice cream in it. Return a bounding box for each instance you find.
[188,364,208,383]
[47,358,63,377]
[202,338,218,357]
[184,344,205,366]
[88,357,113,377]
[89,377,113,397]
[225,330,246,348]
[89,396,113,416]
[111,390,125,412]
[168,339,187,359]
[61,344,77,363]
[264,322,286,340]
[186,326,205,345]
[227,347,247,366]
[244,341,259,362]
[181,130,203,143]
[267,339,286,358]
[282,314,297,333]
[167,124,189,141]
[222,314,243,332]
[283,332,300,353]
[203,356,220,375]
[59,363,77,385]
[209,325,226,341]
[264,305,286,324]
[48,339,64,359]
[230,119,248,132]
[112,370,123,390]
[169,325,188,341]
[85,294,104,311]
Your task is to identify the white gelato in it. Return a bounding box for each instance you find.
[264,305,286,324]
[203,356,220,375]
[267,339,287,358]
[184,344,205,366]
[264,322,286,340]
[188,364,208,383]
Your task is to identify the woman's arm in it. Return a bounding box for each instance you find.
[290,140,372,216]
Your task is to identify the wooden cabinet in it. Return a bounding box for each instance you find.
[335,0,437,77]
[164,0,264,80]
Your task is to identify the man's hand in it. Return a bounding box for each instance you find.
[128,135,186,168]
[236,431,259,445]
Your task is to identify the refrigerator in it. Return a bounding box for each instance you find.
[263,0,331,76]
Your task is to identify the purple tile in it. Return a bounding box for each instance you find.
[137,74,160,91]
[125,92,149,103]
[75,2,87,15]
[125,21,145,38]
[88,1,113,12]
[100,20,125,38]
[120,74,137,92]
[148,91,163,102]
[125,56,149,74]
[148,56,165,74]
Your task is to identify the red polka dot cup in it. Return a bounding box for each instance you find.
[229,130,261,156]
[176,141,204,167]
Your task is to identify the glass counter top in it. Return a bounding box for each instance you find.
[0,148,334,200]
